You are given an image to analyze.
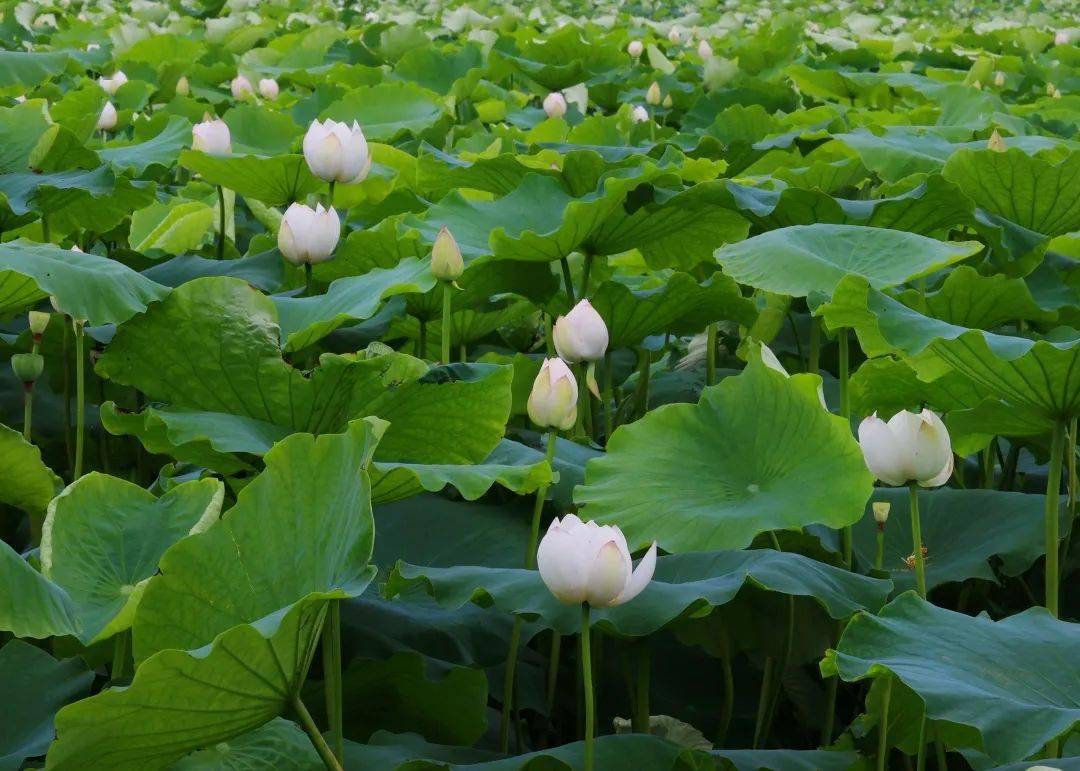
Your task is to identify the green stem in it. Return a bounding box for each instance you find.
[842,525,853,571]
[293,694,344,771]
[41,214,50,243]
[717,653,734,746]
[808,315,821,373]
[821,620,843,746]
[1044,420,1065,617]
[581,604,595,771]
[909,484,927,598]
[111,629,129,680]
[877,676,893,771]
[1062,420,1078,599]
[501,431,559,751]
[631,640,650,734]
[634,348,651,418]
[982,443,995,488]
[321,600,343,764]
[580,253,594,298]
[441,282,452,365]
[62,321,73,472]
[546,632,561,715]
[705,322,717,387]
[560,257,576,306]
[838,327,850,418]
[602,352,613,442]
[762,533,793,742]
[74,321,85,480]
[875,528,885,571]
[216,185,226,259]
[916,709,928,771]
[934,729,947,771]
[327,180,336,208]
[304,262,313,297]
[418,318,427,359]
[752,657,774,749]
[574,363,587,438]
[22,386,32,441]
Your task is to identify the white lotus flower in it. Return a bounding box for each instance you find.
[258,78,279,100]
[527,358,578,431]
[631,105,649,123]
[537,514,657,607]
[553,300,608,363]
[698,39,713,58]
[668,26,682,43]
[302,119,371,183]
[191,114,231,155]
[176,75,190,96]
[99,70,127,94]
[230,75,253,99]
[858,410,954,488]
[627,39,644,58]
[543,91,567,118]
[1054,30,1070,46]
[277,203,340,265]
[96,101,117,131]
[430,226,463,281]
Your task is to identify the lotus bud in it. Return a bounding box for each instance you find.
[972,79,982,89]
[527,357,578,431]
[858,409,954,488]
[872,501,890,529]
[537,514,657,607]
[628,39,643,58]
[645,82,661,105]
[258,78,279,100]
[993,70,1005,87]
[303,119,371,183]
[987,129,1006,152]
[543,91,567,118]
[430,226,463,281]
[554,300,608,363]
[1052,87,1062,99]
[1047,82,1056,96]
[28,311,50,341]
[11,353,44,384]
[96,101,117,131]
[1055,30,1070,46]
[668,26,682,44]
[231,75,254,100]
[277,203,340,266]
[662,94,673,108]
[192,114,231,155]
[631,105,649,123]
[176,75,190,96]
[99,70,127,94]
[698,39,713,58]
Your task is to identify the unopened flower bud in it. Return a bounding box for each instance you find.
[431,226,464,281]
[543,91,567,119]
[553,299,608,363]
[258,78,279,100]
[192,114,231,155]
[303,119,371,183]
[645,82,661,105]
[631,105,649,123]
[176,75,190,96]
[96,101,117,131]
[231,75,253,99]
[628,40,643,58]
[527,358,578,431]
[872,501,890,529]
[698,39,713,58]
[987,129,1006,152]
[993,71,1005,87]
[99,70,127,94]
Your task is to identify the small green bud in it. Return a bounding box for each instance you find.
[11,352,44,384]
[431,226,464,281]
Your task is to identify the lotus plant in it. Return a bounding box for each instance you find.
[303,119,372,198]
[430,226,463,363]
[258,77,279,100]
[543,91,567,118]
[554,299,610,435]
[278,203,341,293]
[98,70,127,94]
[230,74,253,99]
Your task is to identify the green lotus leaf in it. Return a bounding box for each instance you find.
[100,116,192,175]
[822,275,1080,421]
[223,104,303,156]
[320,82,448,143]
[849,357,987,423]
[0,422,62,513]
[40,474,224,644]
[0,167,156,235]
[319,215,427,280]
[415,144,550,199]
[589,272,756,348]
[389,301,534,356]
[0,640,93,771]
[370,438,554,505]
[133,419,381,660]
[943,147,1080,237]
[893,265,1057,328]
[141,250,283,292]
[575,357,874,553]
[272,258,437,352]
[0,51,71,89]
[392,43,483,97]
[129,198,215,256]
[387,547,892,638]
[170,718,320,771]
[822,592,1080,764]
[847,175,975,235]
[178,151,323,207]
[48,85,109,144]
[714,749,861,771]
[0,540,79,639]
[28,124,99,173]
[0,100,51,174]
[852,487,1068,594]
[715,224,982,298]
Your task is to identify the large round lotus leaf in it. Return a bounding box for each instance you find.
[0,540,78,640]
[40,474,224,644]
[0,423,61,514]
[823,592,1080,764]
[575,356,874,553]
[170,718,320,770]
[714,224,982,297]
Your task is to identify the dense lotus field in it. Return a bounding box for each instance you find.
[2,0,1080,768]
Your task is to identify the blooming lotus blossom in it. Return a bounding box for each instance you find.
[631,105,649,123]
[277,203,340,265]
[302,119,371,183]
[537,514,657,607]
[191,114,231,155]
[527,358,578,430]
[99,70,127,94]
[96,101,117,131]
[859,410,954,487]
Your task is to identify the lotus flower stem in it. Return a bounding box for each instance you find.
[61,323,73,470]
[908,484,926,598]
[304,263,313,297]
[73,320,85,480]
[581,603,596,771]
[22,384,33,441]
[501,430,560,752]
[877,675,892,771]
[321,600,344,764]
[752,657,774,748]
[602,352,614,441]
[821,669,838,745]
[41,214,50,244]
[761,533,794,741]
[441,282,452,364]
[580,253,594,298]
[293,693,344,771]
[418,319,428,359]
[1044,420,1065,617]
[326,180,336,208]
[915,708,928,771]
[216,185,226,259]
[631,639,650,733]
[875,528,885,571]
[838,328,850,418]
[559,257,576,306]
[634,348,650,418]
[808,316,820,374]
[545,633,561,714]
[705,322,717,387]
